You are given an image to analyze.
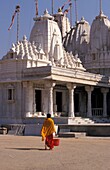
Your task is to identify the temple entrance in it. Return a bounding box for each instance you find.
[56,91,62,112]
[92,88,103,116]
[35,89,41,112]
[74,93,79,113]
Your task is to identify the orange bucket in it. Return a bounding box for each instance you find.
[53,138,60,146]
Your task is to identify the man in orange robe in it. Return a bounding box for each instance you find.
[41,113,56,150]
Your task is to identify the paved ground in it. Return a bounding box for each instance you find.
[0,135,110,170]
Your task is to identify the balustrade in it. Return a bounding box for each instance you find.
[92,108,103,116]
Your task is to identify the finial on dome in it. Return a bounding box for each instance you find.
[23,35,27,41]
[44,9,49,15]
[35,0,38,16]
[96,0,107,19]
[99,0,103,15]
[81,16,84,21]
[12,43,15,48]
[58,8,62,12]
[42,9,54,20]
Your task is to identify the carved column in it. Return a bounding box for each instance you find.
[23,82,33,117]
[85,86,94,117]
[101,88,109,117]
[67,83,76,117]
[45,82,56,117]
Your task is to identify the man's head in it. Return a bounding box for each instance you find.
[47,113,51,118]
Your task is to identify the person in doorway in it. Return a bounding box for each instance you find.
[41,113,56,150]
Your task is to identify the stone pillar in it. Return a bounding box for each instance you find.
[45,82,56,117]
[101,88,109,117]
[85,86,94,117]
[67,83,76,117]
[16,83,22,119]
[0,85,2,117]
[23,82,33,117]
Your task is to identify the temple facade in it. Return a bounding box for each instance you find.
[0,8,110,125]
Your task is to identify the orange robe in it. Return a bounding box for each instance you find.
[41,118,56,141]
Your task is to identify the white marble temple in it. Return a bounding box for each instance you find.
[0,8,110,125]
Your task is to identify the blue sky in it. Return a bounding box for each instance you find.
[0,0,110,57]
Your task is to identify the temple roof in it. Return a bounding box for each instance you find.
[2,35,85,71]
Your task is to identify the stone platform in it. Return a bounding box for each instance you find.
[1,117,110,137]
[58,124,110,137]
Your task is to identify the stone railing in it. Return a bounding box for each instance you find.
[92,108,103,116]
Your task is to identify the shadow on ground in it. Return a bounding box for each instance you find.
[5,147,46,151]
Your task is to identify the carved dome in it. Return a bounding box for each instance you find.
[73,17,90,54]
[29,9,63,58]
[63,17,90,56]
[90,12,110,52]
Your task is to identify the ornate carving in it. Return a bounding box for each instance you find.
[101,88,109,94]
[66,83,76,90]
[85,86,94,92]
[45,81,56,89]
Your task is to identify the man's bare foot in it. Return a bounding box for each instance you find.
[45,145,47,150]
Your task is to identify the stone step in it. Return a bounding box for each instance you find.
[8,130,17,135]
[68,117,95,125]
[58,132,86,138]
[8,125,25,135]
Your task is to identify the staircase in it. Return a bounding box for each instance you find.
[8,124,25,135]
[68,117,95,125]
[58,131,86,138]
[58,117,90,138]
[58,117,110,137]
